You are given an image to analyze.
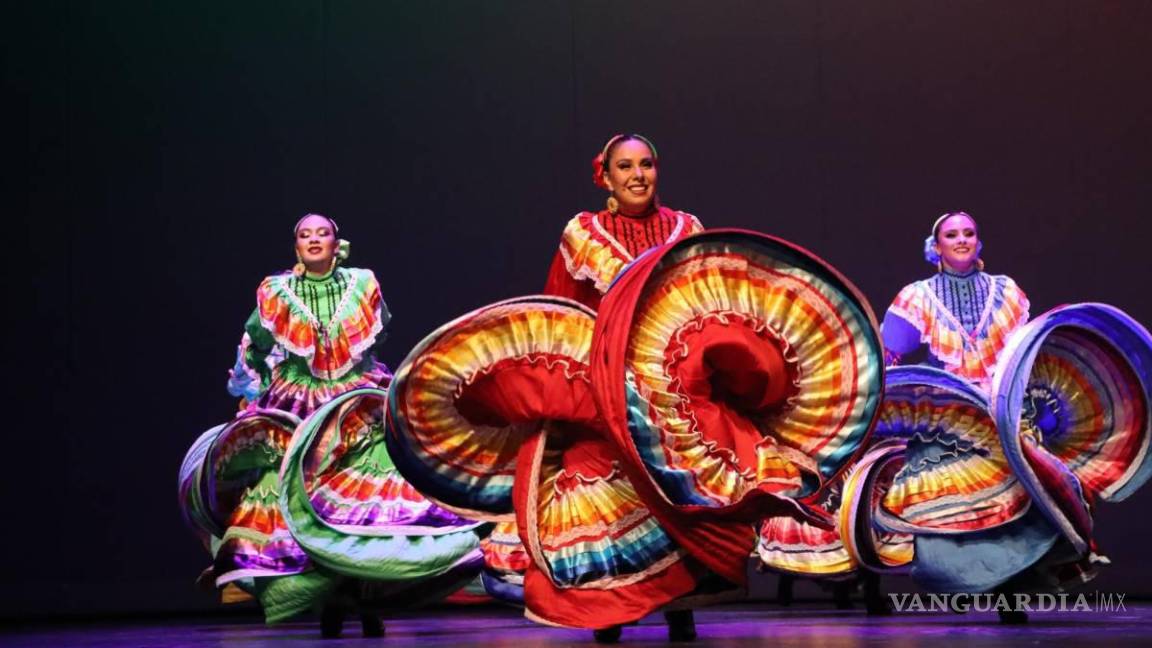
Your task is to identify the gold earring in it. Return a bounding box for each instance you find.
[976,258,985,272]
[293,252,306,277]
[936,260,943,273]
[606,196,619,214]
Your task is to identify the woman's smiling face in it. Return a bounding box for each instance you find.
[603,138,658,216]
[934,213,979,273]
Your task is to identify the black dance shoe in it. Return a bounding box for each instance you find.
[665,610,697,642]
[862,573,891,615]
[361,612,385,637]
[320,605,345,639]
[777,574,795,607]
[832,581,854,610]
[593,625,623,643]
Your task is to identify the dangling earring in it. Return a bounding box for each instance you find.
[293,252,306,277]
[606,195,619,214]
[936,261,943,274]
[976,258,985,272]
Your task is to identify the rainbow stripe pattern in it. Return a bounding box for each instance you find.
[839,440,914,572]
[279,388,485,585]
[887,274,1028,385]
[202,410,306,585]
[519,422,687,590]
[386,296,598,520]
[757,474,857,576]
[873,366,1030,534]
[387,296,697,625]
[604,231,883,511]
[256,268,384,381]
[993,303,1152,554]
[557,210,703,293]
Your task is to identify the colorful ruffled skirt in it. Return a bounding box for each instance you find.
[591,229,885,585]
[841,304,1152,592]
[180,367,484,622]
[386,296,721,629]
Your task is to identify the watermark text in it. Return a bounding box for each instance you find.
[888,591,1126,613]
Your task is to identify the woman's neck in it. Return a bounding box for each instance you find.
[304,264,335,280]
[940,263,978,277]
[615,204,657,219]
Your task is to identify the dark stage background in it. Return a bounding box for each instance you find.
[7,1,1152,619]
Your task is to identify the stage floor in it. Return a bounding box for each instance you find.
[5,602,1151,647]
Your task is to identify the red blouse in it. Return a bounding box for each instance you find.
[544,207,703,310]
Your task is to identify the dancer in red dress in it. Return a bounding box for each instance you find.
[544,134,702,311]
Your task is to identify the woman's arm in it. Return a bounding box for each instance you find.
[226,308,277,400]
[880,310,924,366]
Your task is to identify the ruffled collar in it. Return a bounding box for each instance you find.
[558,207,697,293]
[256,268,385,380]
